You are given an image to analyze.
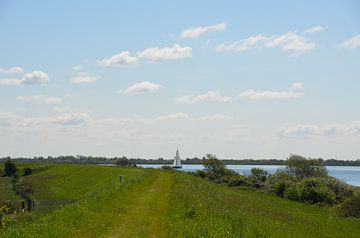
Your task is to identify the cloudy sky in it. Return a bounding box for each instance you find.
[1,1,360,159]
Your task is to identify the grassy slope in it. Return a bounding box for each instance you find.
[0,164,359,238]
[0,177,21,202]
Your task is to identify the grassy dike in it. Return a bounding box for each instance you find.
[1,164,359,237]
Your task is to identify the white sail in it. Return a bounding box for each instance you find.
[172,149,182,168]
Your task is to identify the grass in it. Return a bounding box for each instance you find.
[0,164,359,237]
[0,177,20,202]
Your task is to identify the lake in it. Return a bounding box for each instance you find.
[137,164,360,187]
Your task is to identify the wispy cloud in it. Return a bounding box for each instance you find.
[181,22,227,39]
[239,83,304,100]
[175,91,232,104]
[0,66,24,74]
[71,72,101,84]
[304,26,326,33]
[198,114,232,121]
[155,112,189,121]
[16,95,63,105]
[138,44,192,61]
[216,31,315,53]
[340,34,360,49]
[122,81,162,95]
[277,121,360,137]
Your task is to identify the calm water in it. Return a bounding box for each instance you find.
[137,164,360,186]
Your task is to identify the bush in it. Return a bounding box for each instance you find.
[284,183,301,201]
[294,178,336,205]
[338,192,360,218]
[265,170,295,196]
[250,168,268,183]
[22,167,32,176]
[227,175,252,187]
[285,154,327,180]
[3,160,17,177]
[161,165,173,170]
[193,170,207,178]
[202,154,227,179]
[321,176,353,202]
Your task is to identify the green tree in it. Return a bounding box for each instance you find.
[202,154,227,179]
[250,168,268,183]
[3,160,17,177]
[285,154,327,180]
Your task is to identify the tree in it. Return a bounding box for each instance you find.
[3,160,17,177]
[202,154,227,178]
[285,154,327,180]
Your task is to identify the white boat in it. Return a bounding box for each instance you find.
[172,150,182,168]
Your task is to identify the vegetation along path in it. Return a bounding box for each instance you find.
[1,164,360,238]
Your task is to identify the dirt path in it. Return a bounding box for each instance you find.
[107,171,172,238]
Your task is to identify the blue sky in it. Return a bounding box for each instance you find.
[0,0,359,159]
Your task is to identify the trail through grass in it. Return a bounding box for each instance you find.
[1,164,360,238]
[108,171,171,238]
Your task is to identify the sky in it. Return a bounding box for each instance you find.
[0,0,360,160]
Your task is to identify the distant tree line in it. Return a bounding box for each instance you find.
[1,156,359,166]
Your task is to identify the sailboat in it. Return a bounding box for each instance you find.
[172,150,182,169]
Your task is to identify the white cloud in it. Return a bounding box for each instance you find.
[340,34,360,49]
[0,112,18,127]
[0,78,22,86]
[175,91,232,104]
[277,121,360,136]
[155,112,189,121]
[123,81,162,95]
[72,65,84,71]
[71,72,101,84]
[198,114,232,121]
[138,44,192,61]
[97,51,139,67]
[0,66,24,74]
[216,31,315,53]
[19,112,92,127]
[216,34,268,52]
[0,70,49,86]
[181,22,227,39]
[239,83,304,100]
[20,71,49,85]
[304,26,326,33]
[16,95,63,105]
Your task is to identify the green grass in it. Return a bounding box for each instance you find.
[0,177,20,202]
[0,164,359,238]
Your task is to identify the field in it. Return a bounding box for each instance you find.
[1,164,360,237]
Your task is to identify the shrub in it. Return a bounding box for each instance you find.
[265,170,295,196]
[284,182,301,201]
[193,170,207,178]
[161,165,173,170]
[298,178,336,205]
[227,175,252,187]
[250,168,268,183]
[22,167,32,176]
[338,192,360,218]
[285,154,327,180]
[202,154,227,179]
[321,176,353,202]
[3,160,17,177]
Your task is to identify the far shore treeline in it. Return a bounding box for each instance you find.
[0,156,359,166]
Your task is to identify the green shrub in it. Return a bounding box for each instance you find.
[202,154,227,179]
[299,178,336,205]
[321,176,353,202]
[3,160,17,177]
[285,154,327,180]
[227,175,251,187]
[193,170,207,178]
[265,170,295,196]
[338,192,360,218]
[250,168,268,183]
[22,167,32,176]
[284,182,300,201]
